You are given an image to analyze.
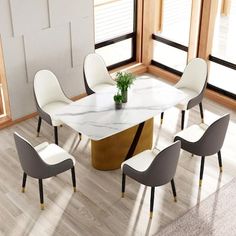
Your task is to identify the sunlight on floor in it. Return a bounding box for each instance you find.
[28,187,73,236]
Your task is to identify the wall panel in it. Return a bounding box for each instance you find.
[0,1,94,119]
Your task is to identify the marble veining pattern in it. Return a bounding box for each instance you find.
[56,78,185,140]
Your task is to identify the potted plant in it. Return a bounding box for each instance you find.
[113,93,123,110]
[115,72,135,103]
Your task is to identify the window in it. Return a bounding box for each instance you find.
[208,0,236,98]
[94,0,137,70]
[151,0,192,74]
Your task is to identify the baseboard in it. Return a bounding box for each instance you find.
[110,62,147,77]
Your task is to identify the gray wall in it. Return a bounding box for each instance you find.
[0,0,94,120]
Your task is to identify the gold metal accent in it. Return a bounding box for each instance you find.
[37,132,39,137]
[220,167,223,173]
[40,203,44,210]
[150,212,153,219]
[121,192,125,198]
[21,187,25,193]
[73,187,76,192]
[174,196,177,202]
[199,179,202,187]
[201,118,204,123]
[160,118,163,125]
[91,118,153,170]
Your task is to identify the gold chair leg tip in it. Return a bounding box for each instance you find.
[150,212,153,219]
[174,197,177,202]
[36,132,39,137]
[40,204,44,210]
[160,119,163,125]
[73,187,76,192]
[199,180,202,187]
[220,167,223,173]
[121,192,125,198]
[21,187,25,193]
[201,118,204,123]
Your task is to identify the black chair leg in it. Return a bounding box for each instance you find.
[170,179,177,202]
[22,172,27,193]
[199,102,204,123]
[121,173,126,198]
[71,167,76,192]
[150,187,155,219]
[37,117,42,137]
[160,112,164,125]
[38,179,44,210]
[199,156,205,187]
[218,150,223,172]
[54,126,58,145]
[181,110,185,130]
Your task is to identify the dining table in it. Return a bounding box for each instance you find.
[56,77,185,170]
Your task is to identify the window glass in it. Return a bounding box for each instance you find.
[157,0,192,46]
[94,0,134,43]
[96,39,132,66]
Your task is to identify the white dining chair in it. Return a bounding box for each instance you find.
[174,114,230,187]
[83,53,116,95]
[14,132,76,210]
[161,58,208,130]
[34,70,81,145]
[121,141,181,219]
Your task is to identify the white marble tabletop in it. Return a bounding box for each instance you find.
[56,78,185,140]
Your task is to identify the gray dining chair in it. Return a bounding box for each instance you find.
[14,132,76,210]
[174,113,230,187]
[161,58,208,130]
[34,70,81,145]
[121,141,181,219]
[83,53,116,95]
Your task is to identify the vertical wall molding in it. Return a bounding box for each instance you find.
[8,0,15,37]
[22,36,29,83]
[47,0,51,29]
[69,22,74,68]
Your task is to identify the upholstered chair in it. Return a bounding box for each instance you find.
[83,53,116,95]
[174,114,230,187]
[34,70,81,145]
[121,141,181,219]
[14,132,76,210]
[161,58,208,130]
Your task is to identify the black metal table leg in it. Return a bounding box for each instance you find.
[124,121,145,161]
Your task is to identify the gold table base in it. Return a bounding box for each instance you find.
[91,118,153,170]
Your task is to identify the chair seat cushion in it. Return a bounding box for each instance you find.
[121,149,159,172]
[175,123,208,143]
[35,142,75,166]
[175,88,198,110]
[42,100,71,126]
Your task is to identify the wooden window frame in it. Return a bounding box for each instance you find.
[0,37,11,122]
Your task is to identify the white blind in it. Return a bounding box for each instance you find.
[94,0,134,43]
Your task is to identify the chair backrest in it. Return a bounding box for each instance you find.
[14,132,49,179]
[175,58,208,93]
[83,53,112,93]
[144,141,181,187]
[197,114,230,156]
[34,70,67,108]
